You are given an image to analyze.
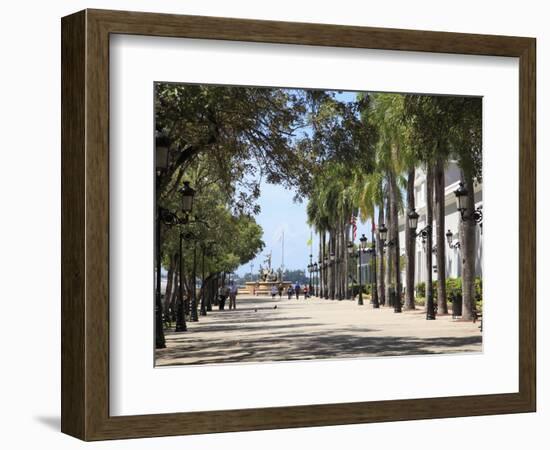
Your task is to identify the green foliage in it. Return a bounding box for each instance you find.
[350,283,370,296]
[156,84,482,303]
[416,277,482,305]
[416,282,426,298]
[403,94,482,181]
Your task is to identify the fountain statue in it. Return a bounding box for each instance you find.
[258,252,279,282]
[243,251,290,295]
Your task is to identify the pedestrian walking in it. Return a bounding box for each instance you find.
[287,285,293,299]
[303,285,309,299]
[218,285,226,310]
[278,282,283,299]
[294,282,301,299]
[229,282,238,310]
[271,285,278,299]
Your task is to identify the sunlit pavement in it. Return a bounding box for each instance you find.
[156,294,482,366]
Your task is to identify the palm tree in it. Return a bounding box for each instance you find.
[449,97,482,320]
[307,162,356,302]
[404,167,416,310]
[352,170,386,306]
[367,93,410,312]
[424,164,436,319]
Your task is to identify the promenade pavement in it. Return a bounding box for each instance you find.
[156,294,482,366]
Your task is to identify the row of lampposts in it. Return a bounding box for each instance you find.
[307,233,382,307]
[332,180,481,317]
[155,134,198,348]
[398,180,482,320]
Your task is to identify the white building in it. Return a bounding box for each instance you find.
[358,162,482,288]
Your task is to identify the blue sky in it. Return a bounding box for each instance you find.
[234,89,374,277]
[234,178,374,277]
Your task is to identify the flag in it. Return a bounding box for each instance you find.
[350,215,357,240]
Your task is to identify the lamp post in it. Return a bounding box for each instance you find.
[446,229,461,249]
[172,181,197,329]
[199,243,207,317]
[313,262,319,297]
[454,182,483,226]
[323,257,329,299]
[378,224,388,243]
[347,241,361,305]
[154,133,170,349]
[377,224,401,313]
[370,226,380,309]
[308,254,313,296]
[407,209,435,320]
[357,235,367,306]
[329,253,335,300]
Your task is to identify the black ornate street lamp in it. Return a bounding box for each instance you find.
[329,252,336,300]
[173,183,197,330]
[369,227,380,309]
[347,241,361,305]
[179,181,196,214]
[407,209,435,320]
[154,133,170,349]
[454,182,483,226]
[359,234,368,305]
[313,262,319,296]
[323,256,329,299]
[408,209,419,229]
[446,229,461,249]
[200,243,208,317]
[378,224,388,242]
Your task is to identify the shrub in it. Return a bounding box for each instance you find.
[416,282,425,297]
[350,284,369,296]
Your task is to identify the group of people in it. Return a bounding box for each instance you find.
[218,282,238,310]
[270,282,310,300]
[217,281,311,310]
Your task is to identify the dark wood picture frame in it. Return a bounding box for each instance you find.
[61,9,536,441]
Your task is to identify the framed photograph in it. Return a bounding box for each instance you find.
[61,9,536,441]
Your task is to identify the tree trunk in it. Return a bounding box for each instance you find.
[345,222,351,299]
[163,254,176,317]
[322,231,328,299]
[377,205,386,306]
[335,226,341,300]
[371,223,379,308]
[384,189,392,305]
[461,174,477,320]
[330,232,336,300]
[404,168,416,309]
[340,221,346,300]
[435,158,448,314]
[170,256,179,321]
[425,164,436,319]
[390,172,402,312]
[190,244,198,321]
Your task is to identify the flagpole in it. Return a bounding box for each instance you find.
[282,230,285,273]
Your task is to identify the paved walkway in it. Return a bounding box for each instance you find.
[156,295,482,366]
